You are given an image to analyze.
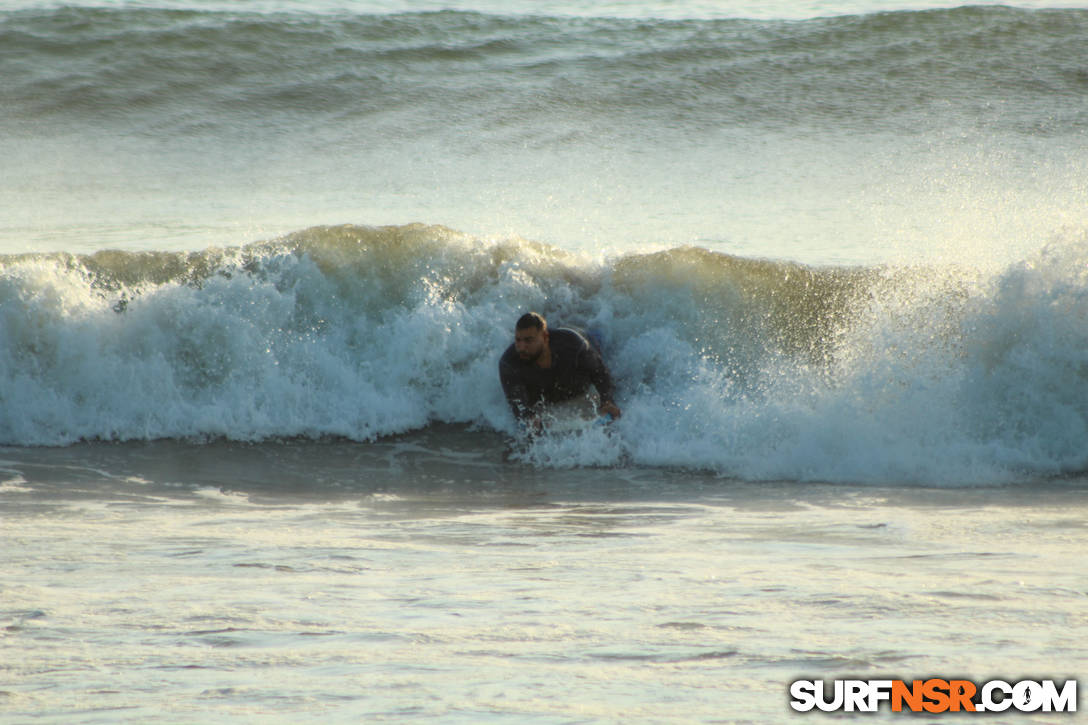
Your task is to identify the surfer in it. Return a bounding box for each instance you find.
[499,312,622,430]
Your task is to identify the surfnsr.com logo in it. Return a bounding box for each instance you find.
[789,679,1077,714]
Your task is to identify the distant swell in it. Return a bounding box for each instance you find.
[3,6,1086,137]
[3,223,1088,485]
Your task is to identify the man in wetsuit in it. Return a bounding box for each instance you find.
[498,312,622,428]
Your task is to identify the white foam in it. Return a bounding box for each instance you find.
[3,226,1088,484]
[0,473,33,493]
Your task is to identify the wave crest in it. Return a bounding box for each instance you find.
[3,224,1088,485]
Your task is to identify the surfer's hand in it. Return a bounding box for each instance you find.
[599,402,621,420]
[527,414,544,435]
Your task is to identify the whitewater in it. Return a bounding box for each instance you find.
[2,0,1087,722]
[4,223,1088,484]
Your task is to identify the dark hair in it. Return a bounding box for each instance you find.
[515,312,547,331]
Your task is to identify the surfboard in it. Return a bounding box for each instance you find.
[538,396,612,434]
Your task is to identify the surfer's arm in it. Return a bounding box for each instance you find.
[498,357,533,421]
[581,342,622,419]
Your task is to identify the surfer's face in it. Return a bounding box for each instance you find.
[515,326,547,362]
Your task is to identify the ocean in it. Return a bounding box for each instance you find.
[2,0,1086,721]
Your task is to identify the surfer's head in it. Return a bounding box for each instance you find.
[514,312,548,363]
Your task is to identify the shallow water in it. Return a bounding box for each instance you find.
[3,434,1086,722]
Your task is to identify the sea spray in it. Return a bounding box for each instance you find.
[3,224,1088,484]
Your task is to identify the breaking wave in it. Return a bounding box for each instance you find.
[3,223,1088,485]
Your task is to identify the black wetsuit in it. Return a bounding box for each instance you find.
[498,327,616,421]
